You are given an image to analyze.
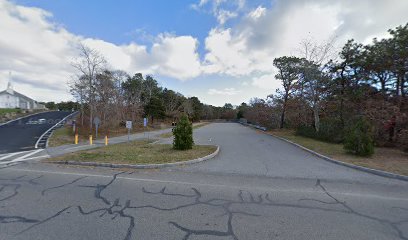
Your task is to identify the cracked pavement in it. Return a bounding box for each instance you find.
[0,123,407,240]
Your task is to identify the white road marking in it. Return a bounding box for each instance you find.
[0,150,32,161]
[9,154,50,163]
[0,149,46,165]
[12,149,44,162]
[3,167,408,202]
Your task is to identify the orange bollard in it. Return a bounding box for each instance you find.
[89,135,93,145]
[105,135,108,146]
[74,134,78,144]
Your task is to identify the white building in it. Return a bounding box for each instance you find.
[0,81,45,110]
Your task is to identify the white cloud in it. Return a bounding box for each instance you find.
[150,35,201,80]
[216,10,238,25]
[202,28,271,76]
[2,0,408,105]
[191,0,245,25]
[84,34,202,81]
[247,6,266,20]
[201,0,408,90]
[252,73,280,91]
[0,0,202,102]
[0,0,79,101]
[208,87,241,96]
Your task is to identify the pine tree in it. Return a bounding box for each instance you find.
[173,114,194,150]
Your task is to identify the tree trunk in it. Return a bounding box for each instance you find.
[89,104,93,134]
[379,76,387,98]
[280,94,288,129]
[340,70,345,127]
[80,103,84,126]
[280,108,285,129]
[401,74,406,97]
[313,103,320,132]
[396,76,401,96]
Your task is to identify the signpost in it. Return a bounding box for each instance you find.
[72,120,76,133]
[126,120,132,142]
[143,117,149,140]
[143,117,148,127]
[93,117,101,139]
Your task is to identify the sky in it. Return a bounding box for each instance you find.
[1,0,408,106]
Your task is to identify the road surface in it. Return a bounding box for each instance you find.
[0,111,73,154]
[0,123,407,240]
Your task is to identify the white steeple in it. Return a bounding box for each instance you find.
[6,72,14,95]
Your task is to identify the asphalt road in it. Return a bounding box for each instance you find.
[0,123,407,240]
[0,111,73,154]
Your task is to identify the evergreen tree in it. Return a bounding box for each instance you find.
[173,114,194,150]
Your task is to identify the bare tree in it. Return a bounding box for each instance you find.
[71,43,106,133]
[111,70,129,122]
[182,99,194,118]
[69,75,87,125]
[298,36,337,65]
[163,89,183,119]
[298,37,336,132]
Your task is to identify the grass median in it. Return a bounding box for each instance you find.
[46,140,217,165]
[268,129,408,176]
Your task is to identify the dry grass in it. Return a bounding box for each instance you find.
[268,129,408,176]
[0,108,21,115]
[48,123,172,147]
[48,127,75,147]
[46,140,217,165]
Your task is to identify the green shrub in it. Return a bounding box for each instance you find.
[296,119,344,143]
[343,118,374,156]
[173,114,194,150]
[317,119,344,143]
[296,125,317,139]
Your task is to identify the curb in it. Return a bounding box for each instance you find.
[49,145,220,169]
[36,111,78,148]
[266,132,408,182]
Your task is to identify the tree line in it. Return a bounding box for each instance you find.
[68,44,234,133]
[238,23,408,154]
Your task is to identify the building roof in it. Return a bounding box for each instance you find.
[0,90,37,103]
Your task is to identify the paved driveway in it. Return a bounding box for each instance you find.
[0,111,73,154]
[0,123,407,240]
[176,123,402,184]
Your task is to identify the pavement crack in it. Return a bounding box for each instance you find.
[77,199,135,240]
[79,172,124,205]
[0,215,39,224]
[315,179,408,240]
[28,175,44,185]
[75,172,136,240]
[17,206,71,235]
[0,183,20,202]
[41,176,87,196]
